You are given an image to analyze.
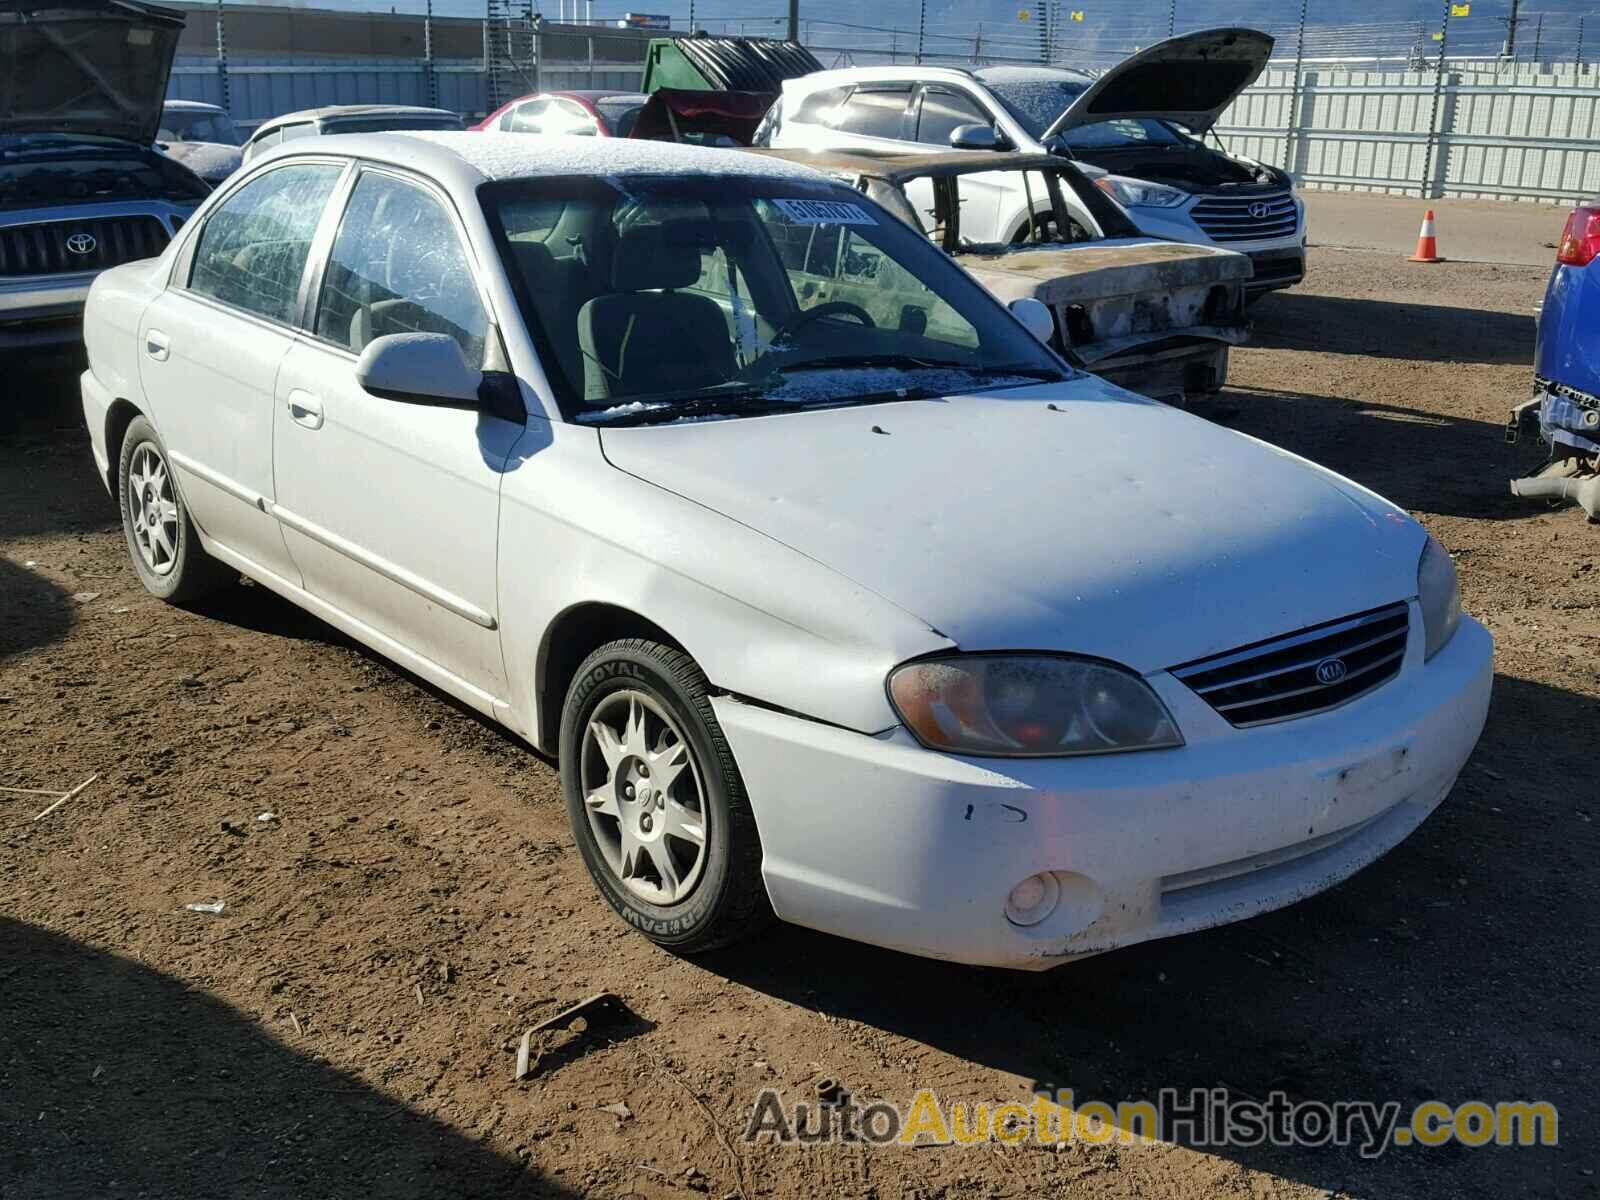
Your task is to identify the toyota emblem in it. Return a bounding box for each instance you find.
[1247,202,1272,220]
[65,232,98,255]
[1314,658,1349,686]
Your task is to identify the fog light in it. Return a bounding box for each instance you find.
[1005,872,1061,927]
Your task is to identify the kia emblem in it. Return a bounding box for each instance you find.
[1314,658,1349,685]
[65,232,98,255]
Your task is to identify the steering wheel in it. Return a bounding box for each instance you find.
[774,300,876,342]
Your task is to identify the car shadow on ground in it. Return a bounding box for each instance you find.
[0,556,77,661]
[1248,293,1538,366]
[1200,384,1540,521]
[0,918,576,1200]
[700,671,1594,1197]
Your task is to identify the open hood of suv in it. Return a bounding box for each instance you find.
[1042,27,1273,140]
[0,0,186,144]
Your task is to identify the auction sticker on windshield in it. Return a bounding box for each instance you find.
[772,198,878,225]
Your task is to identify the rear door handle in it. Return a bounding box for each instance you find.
[286,389,324,430]
[144,329,170,362]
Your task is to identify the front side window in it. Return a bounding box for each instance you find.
[483,176,1066,423]
[315,171,488,367]
[916,88,990,147]
[506,100,548,133]
[188,163,343,323]
[836,85,912,140]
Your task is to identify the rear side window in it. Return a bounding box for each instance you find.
[836,85,912,140]
[916,87,990,147]
[506,100,549,133]
[314,170,488,367]
[188,163,343,324]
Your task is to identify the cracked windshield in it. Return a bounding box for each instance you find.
[484,178,1065,424]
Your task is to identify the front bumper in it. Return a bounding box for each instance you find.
[0,275,92,352]
[714,614,1492,970]
[1126,199,1307,293]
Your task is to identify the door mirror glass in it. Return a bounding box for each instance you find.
[949,123,1010,151]
[355,333,484,405]
[1009,297,1055,344]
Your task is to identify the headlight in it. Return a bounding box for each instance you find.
[887,654,1183,757]
[1418,535,1462,660]
[1093,174,1189,209]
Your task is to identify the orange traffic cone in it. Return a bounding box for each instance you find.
[1409,209,1444,262]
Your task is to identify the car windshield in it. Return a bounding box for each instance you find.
[482,175,1067,424]
[161,110,244,145]
[594,96,646,136]
[1059,118,1193,150]
[982,75,1088,140]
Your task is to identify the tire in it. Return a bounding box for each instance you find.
[559,638,771,954]
[116,414,234,605]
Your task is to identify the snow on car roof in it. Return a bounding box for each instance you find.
[972,64,1094,85]
[396,131,830,185]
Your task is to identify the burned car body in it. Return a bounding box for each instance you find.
[1,0,208,356]
[755,148,1251,405]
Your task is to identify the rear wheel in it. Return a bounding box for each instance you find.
[559,639,771,953]
[117,415,233,605]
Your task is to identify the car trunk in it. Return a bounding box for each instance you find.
[960,238,1252,403]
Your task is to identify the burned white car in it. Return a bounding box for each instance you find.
[1,0,209,360]
[756,148,1251,404]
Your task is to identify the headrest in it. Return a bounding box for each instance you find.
[610,222,710,291]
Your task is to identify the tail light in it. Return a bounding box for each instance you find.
[1556,205,1600,266]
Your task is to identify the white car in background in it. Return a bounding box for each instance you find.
[159,100,245,185]
[758,28,1308,296]
[80,133,1488,970]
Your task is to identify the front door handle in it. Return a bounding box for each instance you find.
[286,389,324,430]
[144,329,170,362]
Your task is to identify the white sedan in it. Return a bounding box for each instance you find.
[80,132,1492,970]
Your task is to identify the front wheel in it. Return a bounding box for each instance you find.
[559,639,771,954]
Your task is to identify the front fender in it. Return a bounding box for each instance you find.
[495,425,953,745]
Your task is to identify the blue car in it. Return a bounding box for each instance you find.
[1510,203,1600,518]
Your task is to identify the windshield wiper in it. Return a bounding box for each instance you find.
[765,353,1059,380]
[583,388,798,427]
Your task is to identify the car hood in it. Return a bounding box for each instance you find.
[0,0,185,144]
[1043,27,1273,139]
[598,381,1425,674]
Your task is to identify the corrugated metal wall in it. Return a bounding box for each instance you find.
[1216,64,1600,203]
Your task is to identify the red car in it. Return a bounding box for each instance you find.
[471,90,648,138]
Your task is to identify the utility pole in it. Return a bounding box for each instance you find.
[916,0,925,64]
[787,0,797,43]
[1501,0,1521,58]
[214,0,229,113]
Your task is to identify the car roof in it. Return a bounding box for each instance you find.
[254,130,834,190]
[783,62,1095,97]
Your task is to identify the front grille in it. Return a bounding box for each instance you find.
[0,216,170,278]
[1171,602,1409,727]
[1190,192,1298,243]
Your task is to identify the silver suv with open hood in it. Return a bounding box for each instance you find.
[758,28,1305,296]
[2,0,208,356]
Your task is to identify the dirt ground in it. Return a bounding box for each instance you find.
[2,248,1596,1199]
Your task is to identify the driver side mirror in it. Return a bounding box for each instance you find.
[356,333,484,407]
[950,123,1012,152]
[1009,298,1056,345]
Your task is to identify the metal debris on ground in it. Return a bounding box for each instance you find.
[184,901,226,914]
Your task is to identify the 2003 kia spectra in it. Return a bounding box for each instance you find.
[80,133,1493,969]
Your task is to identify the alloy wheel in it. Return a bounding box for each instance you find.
[579,689,708,906]
[127,442,180,577]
